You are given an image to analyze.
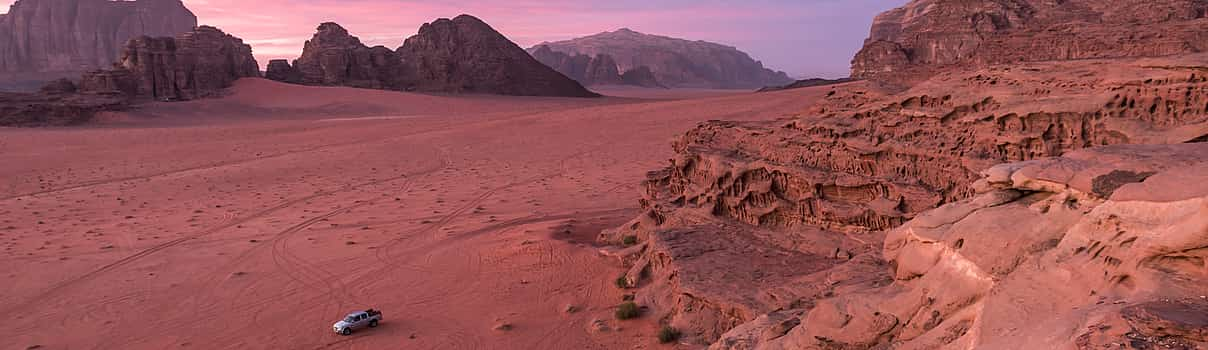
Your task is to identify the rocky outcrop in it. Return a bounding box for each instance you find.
[396,15,598,97]
[532,28,793,89]
[101,25,259,100]
[601,55,1208,346]
[267,16,597,97]
[620,66,665,88]
[1,25,255,126]
[530,45,663,87]
[757,78,855,92]
[0,82,129,126]
[264,59,302,84]
[0,0,196,74]
[852,0,1208,86]
[719,143,1208,349]
[289,23,401,89]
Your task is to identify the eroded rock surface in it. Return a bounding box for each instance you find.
[532,28,792,89]
[726,143,1208,349]
[0,0,196,74]
[0,85,128,126]
[530,45,664,88]
[601,55,1208,346]
[1,25,256,126]
[853,0,1208,86]
[289,23,401,89]
[267,16,597,97]
[397,15,597,97]
[103,25,259,100]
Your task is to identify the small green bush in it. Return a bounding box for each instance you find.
[657,326,681,343]
[614,276,629,289]
[615,302,640,320]
[621,235,638,246]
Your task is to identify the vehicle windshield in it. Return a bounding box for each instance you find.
[344,316,356,322]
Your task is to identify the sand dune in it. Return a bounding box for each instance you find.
[0,79,833,349]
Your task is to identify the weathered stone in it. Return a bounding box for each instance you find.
[0,0,196,74]
[397,15,598,97]
[271,16,597,97]
[289,23,400,89]
[852,0,1208,86]
[110,25,259,100]
[264,59,302,84]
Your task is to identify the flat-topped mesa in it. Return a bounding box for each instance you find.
[0,0,197,75]
[852,0,1208,87]
[396,15,598,97]
[531,28,793,89]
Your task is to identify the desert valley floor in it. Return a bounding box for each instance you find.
[0,79,830,349]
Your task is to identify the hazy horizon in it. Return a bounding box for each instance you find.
[1,0,908,78]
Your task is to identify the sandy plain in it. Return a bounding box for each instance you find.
[0,79,830,349]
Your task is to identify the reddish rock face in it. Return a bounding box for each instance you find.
[264,59,302,84]
[2,25,255,126]
[852,0,1208,86]
[532,28,793,89]
[0,0,196,74]
[530,45,641,87]
[268,16,597,97]
[290,23,401,89]
[396,15,598,97]
[620,66,666,89]
[106,25,259,100]
[603,55,1208,346]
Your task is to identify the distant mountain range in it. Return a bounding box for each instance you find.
[529,29,793,89]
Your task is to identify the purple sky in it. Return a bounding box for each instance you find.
[3,0,908,78]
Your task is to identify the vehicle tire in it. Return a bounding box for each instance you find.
[341,328,352,336]
[369,320,379,328]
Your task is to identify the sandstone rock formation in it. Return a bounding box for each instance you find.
[532,28,793,89]
[99,25,259,100]
[600,55,1208,346]
[0,0,196,74]
[620,66,665,88]
[266,16,597,97]
[530,44,664,88]
[395,15,597,97]
[0,84,128,126]
[1,25,256,126]
[264,59,303,84]
[715,143,1208,349]
[290,23,401,89]
[852,0,1208,86]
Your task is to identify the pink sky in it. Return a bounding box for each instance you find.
[2,0,908,78]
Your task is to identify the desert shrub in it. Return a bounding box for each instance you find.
[658,326,681,343]
[622,235,638,246]
[615,302,640,320]
[615,276,629,289]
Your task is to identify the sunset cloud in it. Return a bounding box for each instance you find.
[1,0,907,77]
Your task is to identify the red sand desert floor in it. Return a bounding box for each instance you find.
[0,79,831,349]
